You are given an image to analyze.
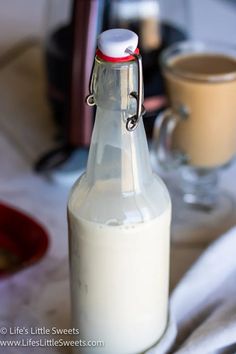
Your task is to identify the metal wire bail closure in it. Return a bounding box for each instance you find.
[85,48,145,131]
[86,59,96,107]
[125,48,145,132]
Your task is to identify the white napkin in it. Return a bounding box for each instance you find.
[147,226,236,354]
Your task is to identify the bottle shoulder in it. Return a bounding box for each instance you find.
[68,173,171,225]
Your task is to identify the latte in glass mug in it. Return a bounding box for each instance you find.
[162,49,236,168]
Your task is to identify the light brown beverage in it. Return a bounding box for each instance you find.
[164,53,236,167]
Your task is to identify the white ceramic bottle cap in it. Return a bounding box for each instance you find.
[98,29,138,58]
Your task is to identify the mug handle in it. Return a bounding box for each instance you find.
[153,107,188,170]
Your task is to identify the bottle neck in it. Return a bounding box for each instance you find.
[93,56,140,112]
[86,56,153,193]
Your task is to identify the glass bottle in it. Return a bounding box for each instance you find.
[67,29,171,354]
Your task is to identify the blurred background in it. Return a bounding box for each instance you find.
[0,0,236,332]
[1,0,236,183]
[1,0,236,266]
[0,1,236,347]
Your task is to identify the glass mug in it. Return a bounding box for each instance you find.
[153,41,236,209]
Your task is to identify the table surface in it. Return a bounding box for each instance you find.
[0,45,235,353]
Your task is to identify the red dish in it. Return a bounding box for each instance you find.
[0,202,49,278]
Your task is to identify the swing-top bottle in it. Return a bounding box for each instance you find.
[68,28,171,354]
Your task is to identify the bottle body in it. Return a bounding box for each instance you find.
[68,50,171,354]
[68,192,170,354]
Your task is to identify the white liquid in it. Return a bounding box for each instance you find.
[68,205,171,354]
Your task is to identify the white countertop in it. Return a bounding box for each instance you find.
[0,45,235,353]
